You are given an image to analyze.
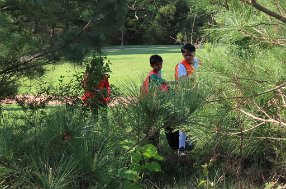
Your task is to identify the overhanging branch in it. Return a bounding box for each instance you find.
[207,82,286,103]
[0,17,95,75]
[239,109,286,126]
[239,29,286,46]
[240,0,286,24]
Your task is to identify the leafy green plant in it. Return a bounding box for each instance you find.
[118,143,164,189]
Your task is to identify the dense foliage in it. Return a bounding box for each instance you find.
[0,0,127,98]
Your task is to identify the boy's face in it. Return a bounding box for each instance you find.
[182,49,195,63]
[151,62,162,72]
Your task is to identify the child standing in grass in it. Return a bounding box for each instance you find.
[167,43,202,156]
[141,54,169,146]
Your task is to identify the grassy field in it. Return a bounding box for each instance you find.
[19,45,205,94]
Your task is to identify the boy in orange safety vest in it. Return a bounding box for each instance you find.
[141,54,168,95]
[167,43,202,156]
[141,54,169,146]
[175,43,202,80]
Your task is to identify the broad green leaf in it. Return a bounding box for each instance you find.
[144,162,161,172]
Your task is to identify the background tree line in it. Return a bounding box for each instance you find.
[110,0,211,45]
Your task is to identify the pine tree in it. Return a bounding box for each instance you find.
[0,0,128,98]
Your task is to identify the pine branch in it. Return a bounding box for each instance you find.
[277,88,286,107]
[11,60,55,75]
[0,158,19,171]
[230,122,266,135]
[275,0,286,17]
[239,0,286,24]
[207,82,286,103]
[0,17,94,75]
[239,109,286,127]
[239,29,286,46]
[253,136,286,140]
[245,22,279,27]
[224,0,229,10]
[235,76,269,84]
[219,132,286,141]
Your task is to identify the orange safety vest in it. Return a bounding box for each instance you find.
[174,59,195,80]
[140,71,168,95]
[82,76,111,104]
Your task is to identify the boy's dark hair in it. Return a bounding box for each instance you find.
[181,43,196,53]
[150,54,163,65]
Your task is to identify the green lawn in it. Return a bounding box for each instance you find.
[106,45,182,85]
[19,45,205,94]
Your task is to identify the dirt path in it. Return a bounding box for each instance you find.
[0,95,134,107]
[1,95,69,105]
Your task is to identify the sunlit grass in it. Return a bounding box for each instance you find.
[19,45,206,94]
